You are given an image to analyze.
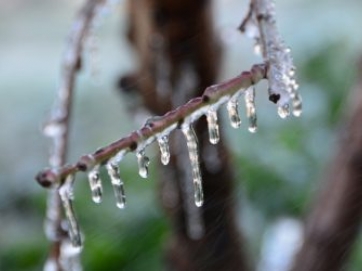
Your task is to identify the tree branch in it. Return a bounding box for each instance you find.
[37,63,267,188]
[42,0,106,270]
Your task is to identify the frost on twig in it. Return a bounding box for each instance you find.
[239,0,302,117]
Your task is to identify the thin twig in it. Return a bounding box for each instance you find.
[42,0,106,269]
[36,64,267,188]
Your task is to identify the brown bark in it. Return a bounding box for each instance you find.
[290,62,362,271]
[120,0,249,270]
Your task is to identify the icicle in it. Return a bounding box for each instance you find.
[87,165,103,204]
[58,174,82,248]
[106,162,126,209]
[182,125,204,207]
[244,87,257,133]
[227,98,242,128]
[277,104,290,119]
[292,92,302,117]
[136,150,150,178]
[157,135,170,165]
[206,109,220,144]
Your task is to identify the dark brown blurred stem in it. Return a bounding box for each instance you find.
[290,62,362,271]
[43,0,105,270]
[122,0,250,270]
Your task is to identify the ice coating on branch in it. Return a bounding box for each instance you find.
[157,135,170,165]
[87,165,103,204]
[58,174,82,248]
[136,150,150,178]
[206,109,220,144]
[241,0,302,117]
[182,125,204,207]
[244,87,257,133]
[227,93,242,128]
[106,160,126,209]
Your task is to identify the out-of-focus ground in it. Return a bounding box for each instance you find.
[0,0,361,270]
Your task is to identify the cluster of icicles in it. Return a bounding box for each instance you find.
[59,83,301,248]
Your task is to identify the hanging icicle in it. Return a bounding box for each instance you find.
[181,125,204,207]
[206,109,220,144]
[291,91,302,117]
[106,161,126,209]
[87,165,103,204]
[227,97,242,128]
[136,150,150,178]
[58,174,82,248]
[157,135,171,165]
[244,87,257,133]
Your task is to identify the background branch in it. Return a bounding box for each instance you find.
[42,0,106,270]
[290,60,362,271]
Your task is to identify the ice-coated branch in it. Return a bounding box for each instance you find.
[36,63,267,189]
[239,0,302,118]
[42,0,107,270]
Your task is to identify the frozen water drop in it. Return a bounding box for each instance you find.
[182,126,204,207]
[88,165,103,204]
[278,104,290,119]
[157,135,170,165]
[244,87,257,133]
[292,93,302,117]
[227,98,241,128]
[58,174,82,248]
[106,162,126,209]
[137,150,150,179]
[206,109,220,144]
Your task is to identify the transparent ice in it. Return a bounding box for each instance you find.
[106,161,126,209]
[87,165,103,204]
[182,125,204,207]
[227,96,242,128]
[206,109,220,144]
[136,150,150,178]
[157,135,171,165]
[277,104,290,119]
[244,87,257,133]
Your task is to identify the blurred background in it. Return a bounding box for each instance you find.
[0,0,362,270]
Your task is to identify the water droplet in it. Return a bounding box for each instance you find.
[182,126,204,207]
[206,109,220,144]
[244,87,257,133]
[58,174,82,248]
[106,162,126,209]
[157,135,170,165]
[278,104,290,119]
[137,150,150,178]
[227,98,241,128]
[87,165,103,204]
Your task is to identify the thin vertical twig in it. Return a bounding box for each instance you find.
[42,0,106,270]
